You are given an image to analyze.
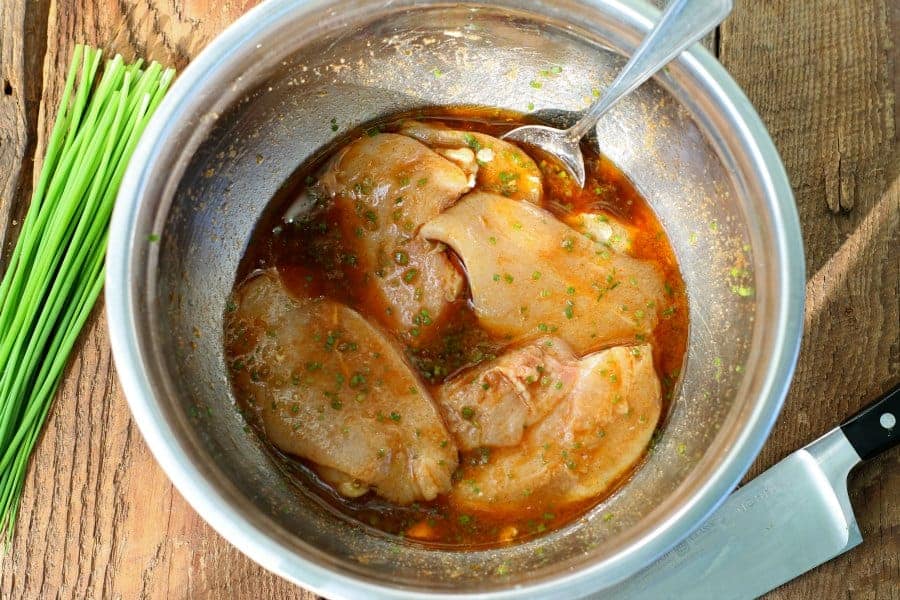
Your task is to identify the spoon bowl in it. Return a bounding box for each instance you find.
[503,124,586,186]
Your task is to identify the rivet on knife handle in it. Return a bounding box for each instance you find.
[839,383,900,461]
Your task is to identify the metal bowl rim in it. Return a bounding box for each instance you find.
[106,0,805,597]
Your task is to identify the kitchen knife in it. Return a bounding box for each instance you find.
[608,383,899,599]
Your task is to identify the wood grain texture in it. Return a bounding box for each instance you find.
[0,0,896,598]
[0,0,50,267]
[720,0,899,598]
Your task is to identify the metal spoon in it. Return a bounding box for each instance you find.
[502,0,733,188]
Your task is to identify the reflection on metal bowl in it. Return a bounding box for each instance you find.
[106,1,804,598]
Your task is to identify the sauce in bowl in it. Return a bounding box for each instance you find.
[225,108,687,548]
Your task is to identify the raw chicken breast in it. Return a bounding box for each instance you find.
[399,121,543,204]
[435,338,577,450]
[317,133,471,345]
[420,192,667,355]
[225,270,459,504]
[449,344,661,511]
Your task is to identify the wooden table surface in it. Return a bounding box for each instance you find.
[1,1,897,598]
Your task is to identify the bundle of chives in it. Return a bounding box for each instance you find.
[0,45,174,539]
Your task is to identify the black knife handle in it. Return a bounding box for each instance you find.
[840,383,900,461]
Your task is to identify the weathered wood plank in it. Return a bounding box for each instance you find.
[0,0,50,268]
[0,0,895,598]
[720,1,899,598]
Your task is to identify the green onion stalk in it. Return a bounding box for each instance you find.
[0,45,174,540]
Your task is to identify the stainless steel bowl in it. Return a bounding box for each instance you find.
[106,1,804,597]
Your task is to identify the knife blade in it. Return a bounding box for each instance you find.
[607,383,899,600]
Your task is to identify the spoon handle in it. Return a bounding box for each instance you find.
[567,0,733,141]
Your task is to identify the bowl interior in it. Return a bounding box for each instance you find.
[123,1,789,595]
